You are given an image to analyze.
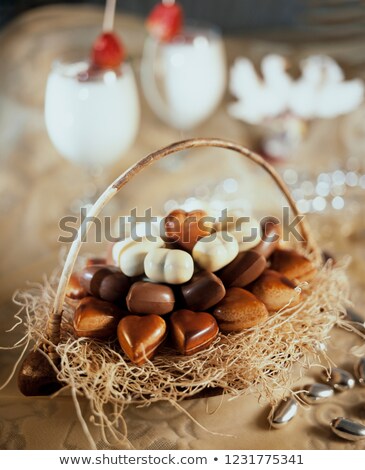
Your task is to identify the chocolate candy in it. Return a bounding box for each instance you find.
[18,350,62,397]
[181,271,225,311]
[251,270,301,312]
[112,236,165,277]
[213,287,268,331]
[117,314,167,365]
[144,248,194,284]
[170,309,219,355]
[86,257,107,266]
[126,281,175,315]
[164,209,213,252]
[252,217,281,259]
[73,297,124,338]
[192,231,239,272]
[66,273,88,300]
[270,248,317,283]
[218,250,266,288]
[79,265,129,303]
[219,216,262,252]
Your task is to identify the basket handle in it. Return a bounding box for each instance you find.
[47,138,321,350]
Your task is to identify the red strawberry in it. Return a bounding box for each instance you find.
[91,32,125,69]
[146,2,183,42]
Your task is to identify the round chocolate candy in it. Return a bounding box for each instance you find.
[218,250,266,288]
[126,281,175,315]
[79,265,130,303]
[181,271,226,311]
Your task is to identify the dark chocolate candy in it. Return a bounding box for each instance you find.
[117,314,167,365]
[170,309,219,355]
[181,271,225,311]
[79,264,129,303]
[73,297,124,338]
[66,273,88,300]
[218,250,266,288]
[126,281,175,315]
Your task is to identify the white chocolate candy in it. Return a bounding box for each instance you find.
[229,217,261,252]
[192,231,239,272]
[216,216,261,252]
[144,248,194,284]
[113,236,165,277]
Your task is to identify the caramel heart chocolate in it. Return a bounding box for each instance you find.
[164,209,213,252]
[170,309,219,355]
[181,271,226,311]
[213,287,268,331]
[79,265,130,303]
[252,217,281,259]
[270,248,317,282]
[66,273,88,300]
[117,315,167,365]
[251,269,301,312]
[126,281,175,315]
[74,297,124,338]
[218,250,266,288]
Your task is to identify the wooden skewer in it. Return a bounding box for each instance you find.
[103,0,117,32]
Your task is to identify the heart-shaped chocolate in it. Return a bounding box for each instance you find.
[73,297,124,338]
[170,309,219,355]
[213,287,269,331]
[117,315,167,365]
[164,209,213,252]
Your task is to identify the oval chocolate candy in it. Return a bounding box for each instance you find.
[252,217,281,259]
[331,417,365,441]
[181,271,226,311]
[218,250,266,288]
[321,367,355,392]
[79,265,130,303]
[126,281,175,315]
[354,357,365,386]
[299,383,334,404]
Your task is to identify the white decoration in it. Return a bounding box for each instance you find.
[229,54,364,123]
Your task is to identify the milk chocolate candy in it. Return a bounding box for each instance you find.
[181,271,226,311]
[252,217,281,259]
[221,217,262,252]
[79,265,130,303]
[86,257,107,266]
[213,287,269,331]
[117,315,167,365]
[170,309,219,355]
[164,209,213,252]
[192,231,239,272]
[74,297,124,338]
[218,250,267,288]
[126,281,175,315]
[66,273,88,300]
[270,248,317,283]
[251,269,301,312]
